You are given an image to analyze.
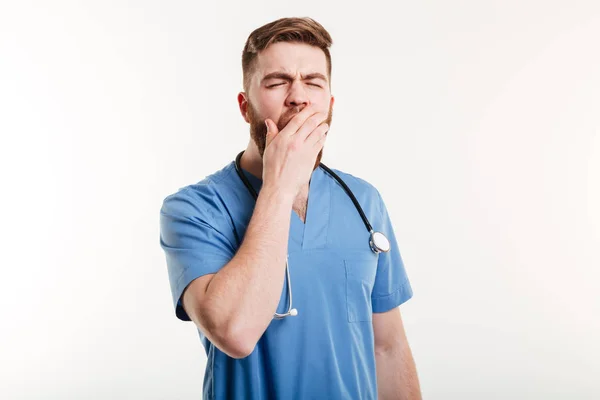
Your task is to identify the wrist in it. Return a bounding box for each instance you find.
[260,184,295,205]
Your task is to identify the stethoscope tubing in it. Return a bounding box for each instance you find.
[233,150,389,319]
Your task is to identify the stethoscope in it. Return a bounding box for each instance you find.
[234,150,390,319]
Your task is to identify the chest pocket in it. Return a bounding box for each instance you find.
[344,256,378,322]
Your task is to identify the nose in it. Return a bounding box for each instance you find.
[285,81,309,111]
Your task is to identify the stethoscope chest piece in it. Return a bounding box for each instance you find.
[370,231,390,253]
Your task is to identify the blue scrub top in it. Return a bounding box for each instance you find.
[159,160,413,400]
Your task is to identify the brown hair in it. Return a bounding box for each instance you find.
[241,17,333,94]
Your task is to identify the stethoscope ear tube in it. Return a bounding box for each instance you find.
[318,163,390,253]
[318,163,375,234]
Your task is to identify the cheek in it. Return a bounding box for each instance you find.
[254,95,281,118]
[312,92,331,109]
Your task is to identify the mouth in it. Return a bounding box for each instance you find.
[278,106,302,129]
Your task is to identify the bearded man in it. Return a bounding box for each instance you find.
[160,16,421,400]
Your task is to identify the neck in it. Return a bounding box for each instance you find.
[239,140,263,180]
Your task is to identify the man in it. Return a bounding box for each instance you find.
[160,17,421,400]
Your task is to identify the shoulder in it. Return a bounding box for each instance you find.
[160,161,238,223]
[327,168,377,191]
[323,165,383,212]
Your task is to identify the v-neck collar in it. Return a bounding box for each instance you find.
[238,165,330,251]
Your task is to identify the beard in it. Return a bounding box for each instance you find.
[247,101,333,171]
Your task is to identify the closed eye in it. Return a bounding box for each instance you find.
[267,82,322,88]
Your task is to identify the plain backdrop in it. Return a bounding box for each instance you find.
[1,1,599,399]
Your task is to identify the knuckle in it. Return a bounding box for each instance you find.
[289,139,301,151]
[308,115,321,130]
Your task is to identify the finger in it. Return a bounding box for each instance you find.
[313,129,328,153]
[306,122,329,148]
[295,111,328,142]
[280,104,319,136]
[264,119,279,148]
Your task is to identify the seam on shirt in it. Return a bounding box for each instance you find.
[161,205,238,254]
[371,277,410,300]
[374,187,384,222]
[173,253,233,292]
[213,161,237,184]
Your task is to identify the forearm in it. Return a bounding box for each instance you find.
[203,184,294,348]
[375,342,422,400]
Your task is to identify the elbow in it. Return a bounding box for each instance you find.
[198,307,257,359]
[225,348,253,359]
[214,321,257,359]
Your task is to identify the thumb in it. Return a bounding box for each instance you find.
[265,119,279,147]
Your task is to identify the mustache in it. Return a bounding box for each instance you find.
[276,106,303,130]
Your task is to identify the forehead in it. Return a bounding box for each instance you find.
[254,42,328,77]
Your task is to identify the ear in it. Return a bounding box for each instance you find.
[238,92,250,123]
[329,95,335,109]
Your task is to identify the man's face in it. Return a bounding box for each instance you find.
[244,42,334,170]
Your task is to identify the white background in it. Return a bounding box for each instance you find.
[1,1,599,399]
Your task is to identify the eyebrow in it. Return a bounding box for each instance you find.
[261,71,328,84]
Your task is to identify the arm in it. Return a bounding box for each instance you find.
[179,105,328,358]
[373,307,422,400]
[182,184,295,359]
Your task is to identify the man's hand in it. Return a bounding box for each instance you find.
[262,104,329,197]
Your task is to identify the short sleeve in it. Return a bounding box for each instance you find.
[159,189,236,321]
[371,189,413,313]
